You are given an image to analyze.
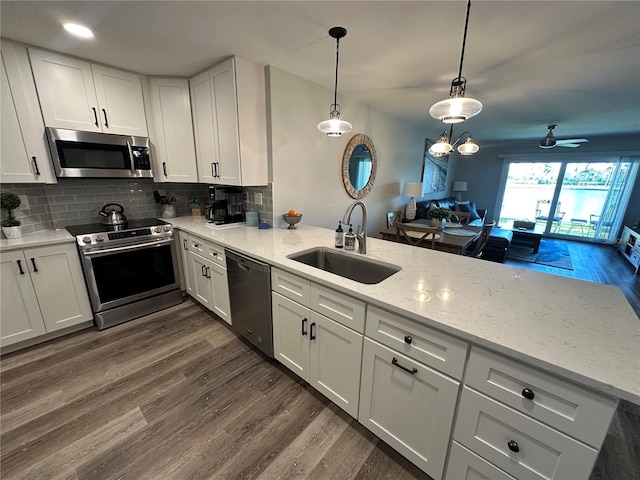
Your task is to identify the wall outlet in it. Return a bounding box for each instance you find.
[18,195,30,210]
[254,192,263,205]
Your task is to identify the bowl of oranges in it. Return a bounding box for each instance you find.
[283,209,302,229]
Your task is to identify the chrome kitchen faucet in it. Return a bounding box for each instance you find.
[342,201,368,254]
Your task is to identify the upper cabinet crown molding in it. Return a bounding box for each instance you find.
[0,40,56,184]
[190,56,267,187]
[28,48,148,136]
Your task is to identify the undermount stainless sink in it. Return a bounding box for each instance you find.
[287,247,401,284]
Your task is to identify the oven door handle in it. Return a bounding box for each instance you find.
[82,238,174,257]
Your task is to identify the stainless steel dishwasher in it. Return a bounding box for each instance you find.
[225,249,273,358]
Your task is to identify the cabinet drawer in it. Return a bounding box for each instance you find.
[187,235,206,256]
[366,306,467,379]
[271,268,311,306]
[204,241,226,267]
[311,283,365,333]
[445,442,516,480]
[465,347,617,447]
[454,387,598,480]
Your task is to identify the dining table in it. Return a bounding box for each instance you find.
[379,221,481,254]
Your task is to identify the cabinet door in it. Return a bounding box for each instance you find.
[28,48,101,132]
[210,58,241,186]
[0,251,46,347]
[187,251,213,308]
[272,292,310,379]
[309,311,363,418]
[1,41,55,183]
[149,78,198,182]
[189,69,218,184]
[210,262,231,325]
[92,64,147,136]
[27,244,93,332]
[358,338,460,480]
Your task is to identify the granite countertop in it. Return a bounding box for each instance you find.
[169,216,640,405]
[0,229,74,251]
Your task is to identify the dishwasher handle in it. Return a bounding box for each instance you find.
[225,249,270,273]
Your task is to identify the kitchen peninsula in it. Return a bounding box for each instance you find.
[169,217,639,405]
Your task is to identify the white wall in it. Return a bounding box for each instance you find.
[267,66,425,237]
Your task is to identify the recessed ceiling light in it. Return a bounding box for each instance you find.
[63,23,94,39]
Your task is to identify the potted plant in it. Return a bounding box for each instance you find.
[188,194,202,216]
[426,206,450,228]
[1,192,22,238]
[158,191,177,218]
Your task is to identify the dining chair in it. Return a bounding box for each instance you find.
[395,222,441,249]
[386,210,403,228]
[450,210,472,226]
[461,221,495,258]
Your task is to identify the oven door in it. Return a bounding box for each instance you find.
[80,238,179,313]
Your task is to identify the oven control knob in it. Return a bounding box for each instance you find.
[163,226,171,232]
[82,236,92,244]
[154,227,161,233]
[96,235,105,242]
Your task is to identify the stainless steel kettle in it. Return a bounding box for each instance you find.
[99,203,127,226]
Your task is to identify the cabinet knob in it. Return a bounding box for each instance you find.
[507,440,520,453]
[521,388,535,400]
[404,335,412,344]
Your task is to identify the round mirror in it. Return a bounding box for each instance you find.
[342,133,377,199]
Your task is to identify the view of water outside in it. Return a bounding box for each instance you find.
[499,162,613,238]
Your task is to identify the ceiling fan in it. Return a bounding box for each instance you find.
[539,124,588,149]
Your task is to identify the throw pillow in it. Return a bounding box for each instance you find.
[455,200,481,221]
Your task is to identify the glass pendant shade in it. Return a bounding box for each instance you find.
[429,96,483,124]
[317,107,352,136]
[457,136,479,155]
[429,134,453,155]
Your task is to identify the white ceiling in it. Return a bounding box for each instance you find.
[1,1,639,143]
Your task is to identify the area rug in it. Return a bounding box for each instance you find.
[505,240,574,270]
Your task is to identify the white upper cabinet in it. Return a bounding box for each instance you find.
[0,41,56,183]
[29,48,148,136]
[190,56,267,186]
[148,78,198,183]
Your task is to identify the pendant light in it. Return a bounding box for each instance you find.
[429,0,482,124]
[317,27,352,137]
[428,128,479,156]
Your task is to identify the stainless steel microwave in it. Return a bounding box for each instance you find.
[46,127,153,179]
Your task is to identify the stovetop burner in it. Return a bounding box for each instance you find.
[66,218,173,249]
[66,218,169,236]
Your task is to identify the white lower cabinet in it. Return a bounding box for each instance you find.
[1,243,92,347]
[446,346,618,480]
[272,291,363,418]
[182,232,230,325]
[446,442,516,480]
[358,337,460,480]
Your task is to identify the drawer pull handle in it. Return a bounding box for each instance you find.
[404,335,412,344]
[507,440,520,453]
[392,357,417,375]
[301,318,308,336]
[522,388,535,400]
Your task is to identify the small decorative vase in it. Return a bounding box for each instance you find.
[2,225,22,239]
[441,219,446,230]
[161,204,176,218]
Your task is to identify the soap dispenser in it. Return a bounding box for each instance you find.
[344,224,356,251]
[335,221,344,248]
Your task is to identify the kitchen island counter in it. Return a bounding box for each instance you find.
[169,216,640,405]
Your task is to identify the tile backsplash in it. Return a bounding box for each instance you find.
[1,180,273,236]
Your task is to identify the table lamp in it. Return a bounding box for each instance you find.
[403,182,424,221]
[452,181,468,201]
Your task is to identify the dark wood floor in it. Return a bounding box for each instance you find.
[1,241,638,480]
[0,300,429,480]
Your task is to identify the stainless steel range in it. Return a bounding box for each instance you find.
[66,218,182,330]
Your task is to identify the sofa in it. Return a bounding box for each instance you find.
[413,196,513,262]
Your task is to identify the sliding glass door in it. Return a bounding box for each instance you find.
[498,157,638,243]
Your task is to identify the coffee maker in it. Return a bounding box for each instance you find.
[205,186,244,225]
